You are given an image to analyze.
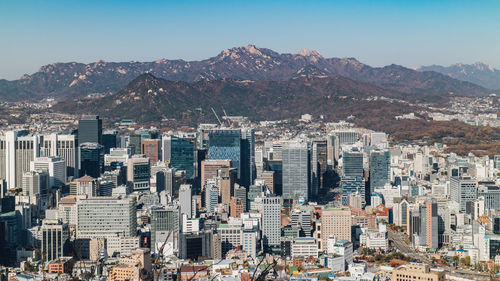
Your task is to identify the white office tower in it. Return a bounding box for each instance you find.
[40,134,78,178]
[41,219,69,262]
[0,131,39,189]
[31,156,67,188]
[76,196,137,256]
[262,195,281,252]
[450,176,477,212]
[179,184,193,218]
[282,142,309,201]
[22,170,49,197]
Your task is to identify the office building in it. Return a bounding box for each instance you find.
[292,237,318,258]
[240,127,255,188]
[335,131,358,145]
[41,220,69,262]
[327,134,339,166]
[22,170,49,197]
[311,140,327,197]
[342,150,364,178]
[102,131,117,154]
[127,155,150,190]
[256,171,276,194]
[218,166,236,204]
[178,232,211,260]
[80,143,104,178]
[179,184,192,218]
[234,184,247,212]
[150,205,180,254]
[201,159,231,189]
[321,207,352,249]
[70,175,99,197]
[31,156,66,188]
[0,132,39,189]
[141,139,161,163]
[450,177,477,212]
[230,197,244,218]
[128,134,141,155]
[76,196,137,238]
[78,115,102,144]
[340,176,365,206]
[282,142,309,201]
[217,223,242,257]
[205,185,219,213]
[369,150,390,191]
[262,195,281,252]
[39,134,79,178]
[208,129,243,183]
[162,135,195,178]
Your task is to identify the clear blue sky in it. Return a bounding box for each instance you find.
[1,0,499,80]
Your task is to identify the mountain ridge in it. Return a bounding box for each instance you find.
[0,45,494,101]
[415,62,500,90]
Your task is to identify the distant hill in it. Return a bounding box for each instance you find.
[0,45,494,101]
[53,73,422,124]
[415,62,500,90]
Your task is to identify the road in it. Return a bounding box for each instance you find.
[387,229,491,280]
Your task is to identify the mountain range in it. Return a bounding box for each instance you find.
[415,62,500,90]
[0,45,495,101]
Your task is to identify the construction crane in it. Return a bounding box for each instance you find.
[211,107,223,126]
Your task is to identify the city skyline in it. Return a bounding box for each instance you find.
[1,0,500,80]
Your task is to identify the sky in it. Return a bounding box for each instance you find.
[1,0,500,80]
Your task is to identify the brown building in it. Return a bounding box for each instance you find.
[219,167,236,204]
[256,171,276,194]
[320,207,351,249]
[230,197,244,218]
[201,160,231,189]
[89,237,106,261]
[392,263,445,281]
[180,265,209,281]
[141,139,161,163]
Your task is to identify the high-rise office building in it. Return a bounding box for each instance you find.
[128,134,141,156]
[450,176,477,212]
[126,155,150,191]
[257,171,276,195]
[205,185,219,213]
[70,175,99,197]
[311,140,327,197]
[78,115,102,144]
[201,160,231,188]
[150,205,180,254]
[40,134,79,178]
[141,139,161,163]
[321,207,352,249]
[423,200,438,249]
[208,129,244,184]
[41,220,69,262]
[234,184,247,212]
[102,131,118,154]
[282,142,309,201]
[335,131,358,145]
[22,170,49,197]
[327,134,339,167]
[342,150,364,178]
[0,132,39,189]
[218,166,236,204]
[162,135,195,178]
[262,195,281,253]
[76,196,137,238]
[178,231,211,260]
[80,143,104,178]
[31,156,66,188]
[179,184,193,218]
[369,150,390,192]
[240,127,255,188]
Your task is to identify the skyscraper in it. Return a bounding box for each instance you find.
[41,220,69,262]
[78,115,102,145]
[342,150,364,178]
[150,205,180,254]
[205,185,219,213]
[31,156,66,188]
[282,142,309,201]
[179,184,192,218]
[240,127,255,188]
[311,140,327,197]
[1,132,39,189]
[201,160,231,189]
[79,143,104,178]
[22,170,49,197]
[141,139,161,163]
[262,195,281,253]
[39,134,79,178]
[321,207,352,249]
[450,176,477,212]
[162,136,195,178]
[208,129,242,183]
[369,150,390,201]
[126,155,150,191]
[102,130,118,154]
